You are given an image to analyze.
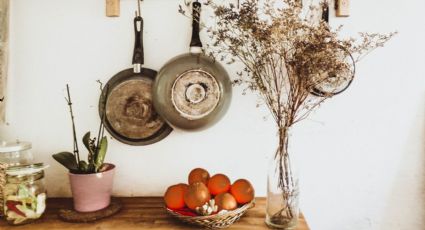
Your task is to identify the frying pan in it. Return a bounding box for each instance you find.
[310,3,355,97]
[153,1,232,131]
[99,10,172,145]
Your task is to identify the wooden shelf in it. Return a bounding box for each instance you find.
[0,197,309,230]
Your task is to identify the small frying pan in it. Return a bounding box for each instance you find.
[310,3,356,97]
[99,10,172,145]
[153,1,232,131]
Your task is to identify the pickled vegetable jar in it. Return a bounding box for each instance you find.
[0,141,33,167]
[3,163,48,225]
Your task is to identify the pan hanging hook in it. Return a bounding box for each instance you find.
[136,0,142,17]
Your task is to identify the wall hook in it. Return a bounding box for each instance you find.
[136,0,142,17]
[106,0,120,17]
[335,0,350,17]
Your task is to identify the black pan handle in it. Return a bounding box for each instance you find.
[190,1,203,49]
[133,15,144,73]
[322,3,330,23]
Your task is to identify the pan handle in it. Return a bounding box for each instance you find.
[321,2,330,23]
[132,15,144,73]
[189,1,202,53]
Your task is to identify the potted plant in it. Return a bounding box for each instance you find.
[53,84,115,212]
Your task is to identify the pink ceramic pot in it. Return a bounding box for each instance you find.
[68,164,115,212]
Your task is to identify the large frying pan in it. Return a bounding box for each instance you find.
[153,1,232,131]
[99,12,172,145]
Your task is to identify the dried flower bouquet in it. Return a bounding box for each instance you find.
[179,0,396,227]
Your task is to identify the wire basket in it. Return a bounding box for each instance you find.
[166,200,255,229]
[0,162,7,217]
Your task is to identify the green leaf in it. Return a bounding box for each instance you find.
[78,161,88,172]
[88,163,96,173]
[82,131,90,149]
[82,132,95,157]
[52,152,78,171]
[95,137,108,171]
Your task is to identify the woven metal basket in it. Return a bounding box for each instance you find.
[0,162,7,217]
[167,200,255,229]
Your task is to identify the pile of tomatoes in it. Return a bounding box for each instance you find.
[164,168,255,216]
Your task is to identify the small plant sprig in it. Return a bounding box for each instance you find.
[52,83,109,174]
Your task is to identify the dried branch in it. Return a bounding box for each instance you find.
[65,84,81,167]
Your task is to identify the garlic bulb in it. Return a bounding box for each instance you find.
[195,199,218,216]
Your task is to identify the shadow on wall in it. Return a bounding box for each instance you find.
[381,99,425,230]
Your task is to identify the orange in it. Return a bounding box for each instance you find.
[164,183,188,209]
[184,182,211,210]
[207,174,231,195]
[215,193,238,211]
[230,179,255,204]
[188,168,210,185]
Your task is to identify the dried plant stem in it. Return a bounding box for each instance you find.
[95,82,108,160]
[65,84,81,167]
[270,127,296,224]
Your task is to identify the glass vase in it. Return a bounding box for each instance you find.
[266,128,300,229]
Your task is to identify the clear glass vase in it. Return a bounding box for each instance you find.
[266,128,300,229]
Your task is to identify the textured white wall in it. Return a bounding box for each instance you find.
[0,0,424,229]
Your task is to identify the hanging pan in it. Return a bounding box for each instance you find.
[309,3,356,97]
[153,1,232,131]
[99,2,172,145]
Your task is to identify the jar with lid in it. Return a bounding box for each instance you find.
[3,163,49,225]
[0,141,33,167]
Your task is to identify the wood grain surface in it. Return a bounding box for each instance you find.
[58,199,122,223]
[0,197,310,230]
[106,0,119,17]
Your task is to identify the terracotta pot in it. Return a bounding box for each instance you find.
[68,164,115,212]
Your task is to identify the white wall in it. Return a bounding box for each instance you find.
[0,0,424,229]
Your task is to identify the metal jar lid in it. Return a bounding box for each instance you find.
[0,141,32,153]
[6,163,49,176]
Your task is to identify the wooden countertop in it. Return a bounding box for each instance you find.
[0,197,309,230]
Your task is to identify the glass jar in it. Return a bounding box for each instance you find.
[0,141,33,167]
[3,163,48,225]
[266,128,300,229]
